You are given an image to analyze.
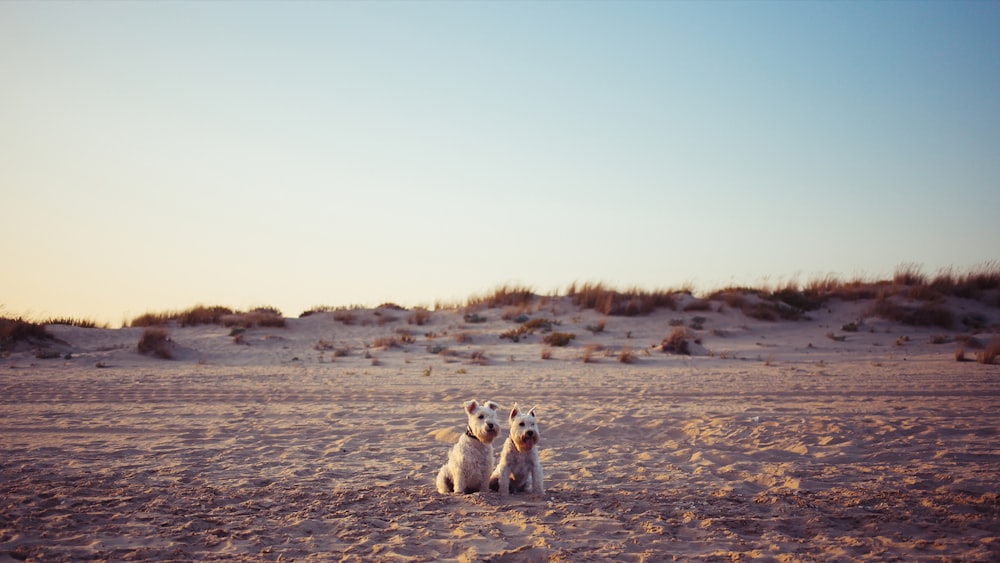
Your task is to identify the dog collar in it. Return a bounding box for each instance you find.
[465,427,480,442]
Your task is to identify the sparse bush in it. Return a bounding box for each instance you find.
[893,263,927,287]
[463,313,487,324]
[129,311,173,327]
[542,332,575,347]
[567,282,678,316]
[453,332,473,344]
[300,305,337,318]
[977,338,1000,365]
[1,317,53,352]
[333,309,357,325]
[867,296,953,328]
[39,317,108,329]
[177,305,235,327]
[661,327,691,355]
[500,318,556,342]
[372,336,399,349]
[466,284,536,309]
[955,345,970,362]
[408,308,431,326]
[771,288,825,312]
[742,301,803,322]
[581,344,600,363]
[225,308,287,329]
[617,347,636,364]
[541,347,553,360]
[467,350,488,365]
[395,330,416,344]
[137,327,172,359]
[586,319,606,334]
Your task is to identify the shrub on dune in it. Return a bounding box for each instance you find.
[137,327,173,359]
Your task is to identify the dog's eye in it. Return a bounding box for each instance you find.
[519,422,525,427]
[478,414,484,419]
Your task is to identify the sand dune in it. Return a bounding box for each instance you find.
[2,295,999,561]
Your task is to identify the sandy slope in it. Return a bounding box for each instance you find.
[2,297,999,561]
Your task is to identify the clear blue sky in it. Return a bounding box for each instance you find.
[2,1,998,324]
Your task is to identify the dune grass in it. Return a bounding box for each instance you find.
[1,317,54,353]
[137,327,173,359]
[129,305,285,329]
[18,262,1000,336]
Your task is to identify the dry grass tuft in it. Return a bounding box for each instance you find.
[617,347,636,364]
[866,292,954,329]
[1,317,54,353]
[38,317,108,329]
[466,284,536,310]
[130,305,284,328]
[542,332,575,347]
[661,327,691,355]
[567,282,677,316]
[137,327,173,359]
[407,308,432,326]
[467,350,488,365]
[977,337,1000,365]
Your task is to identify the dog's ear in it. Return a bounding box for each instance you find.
[528,406,538,418]
[465,400,478,414]
[485,401,500,411]
[509,403,520,420]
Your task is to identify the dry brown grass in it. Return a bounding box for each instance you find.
[567,282,677,316]
[466,284,536,309]
[617,347,636,364]
[661,327,691,355]
[38,317,109,329]
[137,327,173,359]
[467,349,488,365]
[1,317,54,353]
[130,305,284,328]
[866,292,954,328]
[371,336,400,349]
[542,332,575,347]
[407,308,431,326]
[977,337,1000,365]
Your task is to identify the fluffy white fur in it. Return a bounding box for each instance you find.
[435,400,501,494]
[490,404,544,496]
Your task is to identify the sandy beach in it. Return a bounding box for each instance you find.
[2,293,999,561]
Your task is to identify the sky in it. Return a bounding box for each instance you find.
[2,1,998,325]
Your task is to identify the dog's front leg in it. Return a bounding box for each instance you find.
[495,462,511,495]
[531,464,545,496]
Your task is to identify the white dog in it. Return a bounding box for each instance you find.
[490,404,544,496]
[435,400,501,494]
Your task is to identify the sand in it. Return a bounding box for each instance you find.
[2,296,999,561]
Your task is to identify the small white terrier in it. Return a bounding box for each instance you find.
[435,400,501,494]
[490,404,544,496]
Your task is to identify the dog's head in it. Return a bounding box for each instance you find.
[464,400,500,444]
[508,404,540,452]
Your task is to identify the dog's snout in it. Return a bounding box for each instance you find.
[487,422,495,430]
[526,430,535,437]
